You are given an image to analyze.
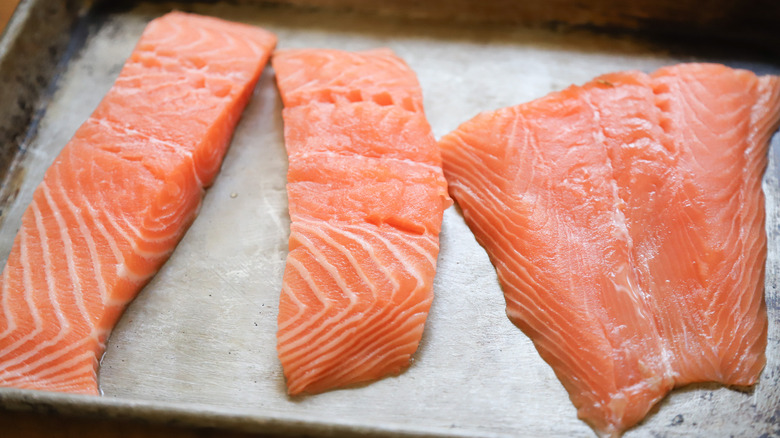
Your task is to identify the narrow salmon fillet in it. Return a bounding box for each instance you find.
[273,49,451,395]
[439,63,780,435]
[0,12,276,395]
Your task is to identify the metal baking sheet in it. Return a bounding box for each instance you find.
[0,1,778,436]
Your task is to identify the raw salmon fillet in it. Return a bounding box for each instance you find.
[439,63,780,435]
[273,49,451,395]
[0,12,276,395]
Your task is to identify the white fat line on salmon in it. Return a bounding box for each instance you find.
[277,256,334,337]
[581,90,668,367]
[32,196,74,336]
[443,134,516,188]
[0,202,72,367]
[446,181,523,253]
[282,226,430,366]
[276,232,360,349]
[466,211,606,380]
[114,265,156,286]
[137,181,204,231]
[104,203,178,261]
[148,19,181,48]
[123,199,195,240]
[504,290,613,394]
[51,168,111,304]
[345,222,427,299]
[80,202,130,289]
[92,117,194,161]
[176,25,209,53]
[324,280,430,365]
[281,224,411,365]
[324,222,408,286]
[0,227,39,355]
[324,303,431,384]
[46,371,95,393]
[41,182,94,330]
[277,282,307,332]
[340,221,437,268]
[282,320,362,372]
[0,334,93,380]
[302,222,378,302]
[24,348,96,383]
[0,265,16,338]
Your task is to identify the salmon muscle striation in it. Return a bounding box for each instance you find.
[438,63,780,435]
[0,12,276,395]
[273,49,451,395]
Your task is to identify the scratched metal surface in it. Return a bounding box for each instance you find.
[0,1,778,437]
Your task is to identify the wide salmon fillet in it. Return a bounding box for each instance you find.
[0,12,276,395]
[273,49,451,395]
[439,63,780,435]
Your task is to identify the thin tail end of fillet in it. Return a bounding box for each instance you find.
[510,315,674,437]
[283,352,414,397]
[278,304,432,396]
[281,338,425,397]
[574,382,673,438]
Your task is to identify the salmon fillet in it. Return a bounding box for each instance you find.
[0,12,276,395]
[439,63,780,435]
[273,49,451,395]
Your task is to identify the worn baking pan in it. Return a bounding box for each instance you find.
[0,0,779,436]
